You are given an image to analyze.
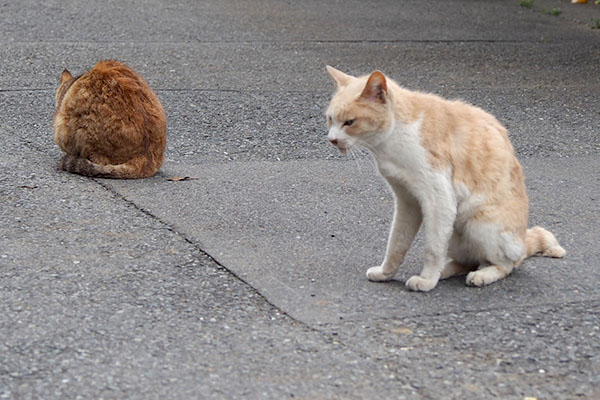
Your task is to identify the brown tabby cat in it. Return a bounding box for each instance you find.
[53,60,166,178]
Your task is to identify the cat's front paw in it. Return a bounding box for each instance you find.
[366,266,395,282]
[405,275,438,292]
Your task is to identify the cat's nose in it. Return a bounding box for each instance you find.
[329,138,338,146]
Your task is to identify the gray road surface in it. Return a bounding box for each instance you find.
[1,0,599,399]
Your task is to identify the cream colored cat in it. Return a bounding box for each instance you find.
[325,66,565,292]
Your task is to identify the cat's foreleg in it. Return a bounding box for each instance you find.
[367,187,422,282]
[405,185,456,292]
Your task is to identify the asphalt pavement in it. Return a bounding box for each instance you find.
[1,1,599,399]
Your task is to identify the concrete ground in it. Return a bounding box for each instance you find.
[1,0,599,399]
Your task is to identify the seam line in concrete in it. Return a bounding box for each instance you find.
[92,178,332,337]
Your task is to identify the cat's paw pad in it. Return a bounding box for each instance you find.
[405,275,437,292]
[466,270,493,287]
[366,266,394,282]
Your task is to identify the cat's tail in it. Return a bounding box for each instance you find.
[524,226,566,259]
[60,154,161,179]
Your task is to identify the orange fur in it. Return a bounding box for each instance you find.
[404,91,529,238]
[524,226,567,259]
[53,60,167,179]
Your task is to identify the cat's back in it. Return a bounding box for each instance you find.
[395,86,524,200]
[66,60,163,118]
[399,88,514,164]
[84,60,150,94]
[59,60,166,145]
[404,88,506,136]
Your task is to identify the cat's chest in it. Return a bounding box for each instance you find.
[375,154,449,206]
[373,140,456,209]
[376,160,409,180]
[374,120,431,177]
[374,141,431,181]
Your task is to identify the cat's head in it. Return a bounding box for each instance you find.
[55,69,75,107]
[325,66,394,153]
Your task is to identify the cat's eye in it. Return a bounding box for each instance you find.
[343,119,355,127]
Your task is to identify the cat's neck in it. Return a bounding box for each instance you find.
[363,83,420,156]
[364,86,431,179]
[387,81,420,126]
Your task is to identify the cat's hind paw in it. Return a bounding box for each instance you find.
[466,270,491,287]
[405,275,438,292]
[366,266,395,282]
[466,266,508,287]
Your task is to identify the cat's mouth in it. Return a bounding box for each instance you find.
[329,139,351,154]
[337,145,350,154]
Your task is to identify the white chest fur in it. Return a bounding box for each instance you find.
[371,119,455,211]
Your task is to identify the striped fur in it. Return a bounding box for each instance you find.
[59,154,156,179]
[53,60,166,179]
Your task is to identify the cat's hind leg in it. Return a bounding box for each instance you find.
[462,225,524,287]
[440,261,474,280]
[441,233,478,280]
[466,263,513,287]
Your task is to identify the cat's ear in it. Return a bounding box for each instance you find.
[60,69,73,83]
[326,65,353,88]
[360,71,388,103]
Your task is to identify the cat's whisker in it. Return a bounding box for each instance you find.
[348,146,363,172]
[355,143,381,170]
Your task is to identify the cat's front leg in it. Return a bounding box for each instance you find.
[405,183,456,292]
[367,186,422,282]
